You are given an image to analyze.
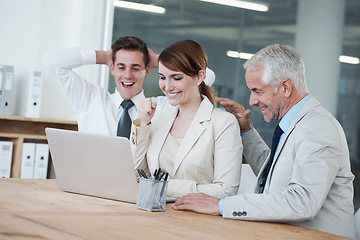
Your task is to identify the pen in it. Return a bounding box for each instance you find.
[137,169,143,178]
[153,169,158,178]
[140,169,148,178]
[164,172,169,181]
[159,172,168,200]
[155,168,161,179]
[157,172,165,181]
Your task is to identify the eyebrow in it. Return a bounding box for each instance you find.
[158,73,183,77]
[116,63,142,67]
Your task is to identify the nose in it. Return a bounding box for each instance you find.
[249,92,258,106]
[124,68,133,80]
[164,79,174,91]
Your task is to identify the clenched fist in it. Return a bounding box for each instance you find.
[138,98,157,127]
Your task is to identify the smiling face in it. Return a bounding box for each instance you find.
[111,49,150,100]
[245,67,286,122]
[158,62,202,107]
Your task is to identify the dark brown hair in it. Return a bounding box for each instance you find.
[111,36,149,67]
[158,40,215,106]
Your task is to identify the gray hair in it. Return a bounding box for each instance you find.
[243,44,309,94]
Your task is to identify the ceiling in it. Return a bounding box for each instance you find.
[112,0,360,58]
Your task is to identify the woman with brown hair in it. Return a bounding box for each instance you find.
[131,40,243,199]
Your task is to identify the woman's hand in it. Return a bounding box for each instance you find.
[138,98,157,127]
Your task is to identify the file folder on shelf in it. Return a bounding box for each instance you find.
[20,143,36,178]
[25,70,43,118]
[33,143,49,179]
[0,141,13,178]
[0,65,14,116]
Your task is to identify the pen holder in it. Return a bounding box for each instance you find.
[137,177,168,212]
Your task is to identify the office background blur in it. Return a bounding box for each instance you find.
[0,0,359,209]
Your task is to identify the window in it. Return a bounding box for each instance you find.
[110,0,360,209]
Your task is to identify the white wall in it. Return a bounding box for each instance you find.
[0,0,109,121]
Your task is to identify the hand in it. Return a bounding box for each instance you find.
[148,48,159,69]
[95,50,113,69]
[105,49,113,68]
[215,97,252,133]
[172,193,221,216]
[138,98,157,126]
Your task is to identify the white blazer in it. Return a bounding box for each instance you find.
[223,97,355,238]
[131,97,243,199]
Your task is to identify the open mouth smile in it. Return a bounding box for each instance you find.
[122,82,135,88]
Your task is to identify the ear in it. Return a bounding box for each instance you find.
[280,79,292,97]
[144,64,150,78]
[197,70,206,86]
[110,62,115,76]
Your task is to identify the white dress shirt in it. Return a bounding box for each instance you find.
[43,48,171,136]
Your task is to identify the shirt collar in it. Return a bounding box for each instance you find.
[111,88,145,110]
[279,94,311,133]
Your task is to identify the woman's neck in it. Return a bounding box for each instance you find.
[169,95,202,138]
[177,95,202,119]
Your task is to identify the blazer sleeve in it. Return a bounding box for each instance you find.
[222,113,350,222]
[130,121,151,177]
[242,128,270,176]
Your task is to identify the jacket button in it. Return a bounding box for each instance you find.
[242,211,247,216]
[238,211,243,216]
[232,211,238,217]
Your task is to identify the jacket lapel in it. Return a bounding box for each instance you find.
[173,97,213,176]
[152,107,178,170]
[266,97,320,188]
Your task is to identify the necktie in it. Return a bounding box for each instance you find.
[259,124,283,193]
[117,100,134,139]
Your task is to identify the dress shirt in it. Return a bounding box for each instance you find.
[43,48,170,136]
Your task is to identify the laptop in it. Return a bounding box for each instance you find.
[45,127,139,203]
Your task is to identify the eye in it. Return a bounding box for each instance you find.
[159,76,165,80]
[132,68,140,71]
[173,76,183,81]
[118,66,125,70]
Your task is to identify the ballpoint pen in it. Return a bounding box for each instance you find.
[157,172,165,181]
[140,169,148,178]
[137,169,142,178]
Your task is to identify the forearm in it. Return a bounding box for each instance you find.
[167,179,229,199]
[95,50,109,65]
[242,128,270,175]
[130,122,151,176]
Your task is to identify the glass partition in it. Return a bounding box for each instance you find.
[110,0,360,209]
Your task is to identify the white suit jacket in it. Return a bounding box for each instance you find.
[223,97,355,238]
[131,97,243,199]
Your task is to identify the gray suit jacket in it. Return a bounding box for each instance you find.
[223,97,355,238]
[131,97,243,199]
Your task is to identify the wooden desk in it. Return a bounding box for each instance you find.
[0,179,352,240]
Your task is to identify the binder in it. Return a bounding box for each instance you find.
[0,141,13,178]
[20,143,36,178]
[33,143,49,179]
[0,65,14,116]
[25,70,43,118]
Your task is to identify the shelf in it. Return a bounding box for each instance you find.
[0,115,78,178]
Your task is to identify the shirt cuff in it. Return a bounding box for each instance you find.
[219,198,224,216]
[80,48,96,65]
[240,128,253,136]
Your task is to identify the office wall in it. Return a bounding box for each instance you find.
[0,0,107,121]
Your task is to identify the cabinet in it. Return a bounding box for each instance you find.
[0,115,77,178]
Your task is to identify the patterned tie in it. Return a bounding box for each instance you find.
[117,100,134,139]
[259,124,283,193]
